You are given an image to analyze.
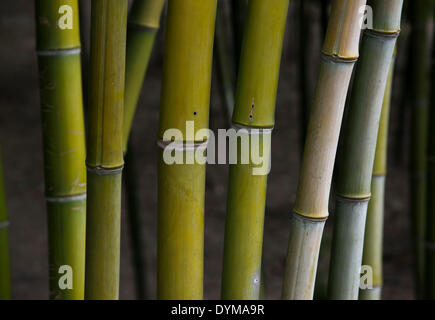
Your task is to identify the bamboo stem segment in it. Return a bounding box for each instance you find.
[123,0,165,151]
[0,149,10,300]
[35,0,86,300]
[359,56,395,300]
[282,0,366,300]
[220,0,289,300]
[157,0,217,299]
[328,0,403,300]
[85,0,127,300]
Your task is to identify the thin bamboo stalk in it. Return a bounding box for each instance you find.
[328,0,403,300]
[123,0,165,151]
[230,0,248,72]
[215,0,236,124]
[157,0,217,299]
[122,0,165,300]
[425,20,435,299]
[35,0,86,300]
[409,0,435,298]
[359,53,396,300]
[281,0,367,300]
[85,0,127,300]
[0,148,10,300]
[221,0,289,300]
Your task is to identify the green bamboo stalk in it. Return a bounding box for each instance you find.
[328,0,403,300]
[221,0,289,300]
[122,0,165,300]
[425,18,435,299]
[281,0,367,300]
[85,0,127,300]
[157,0,217,299]
[123,0,165,151]
[409,0,435,299]
[359,53,396,300]
[0,148,11,300]
[35,0,86,300]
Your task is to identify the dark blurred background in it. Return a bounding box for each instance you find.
[0,0,415,299]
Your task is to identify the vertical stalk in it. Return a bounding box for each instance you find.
[123,0,166,151]
[282,0,367,300]
[157,0,217,299]
[425,16,435,299]
[221,0,289,300]
[0,148,10,299]
[35,0,86,300]
[359,53,396,300]
[230,0,248,71]
[85,0,127,300]
[298,0,309,152]
[409,0,435,298]
[328,0,403,300]
[215,0,236,124]
[122,0,165,300]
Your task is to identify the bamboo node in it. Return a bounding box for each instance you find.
[320,52,358,64]
[157,140,208,151]
[36,47,81,56]
[335,193,371,203]
[127,22,159,33]
[86,165,124,175]
[231,123,274,133]
[46,193,86,203]
[292,211,328,223]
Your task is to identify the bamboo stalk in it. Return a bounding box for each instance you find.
[409,0,435,299]
[425,18,435,299]
[35,0,86,300]
[221,0,289,300]
[230,0,248,72]
[281,0,367,300]
[157,0,217,299]
[359,53,396,300]
[123,0,165,151]
[85,0,127,300]
[328,0,403,300]
[0,148,10,300]
[215,0,236,124]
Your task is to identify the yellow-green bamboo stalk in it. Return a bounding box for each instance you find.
[85,0,127,300]
[157,0,217,299]
[409,0,435,298]
[281,0,366,300]
[359,52,396,300]
[123,0,165,151]
[0,148,10,300]
[328,0,403,300]
[221,0,289,300]
[425,20,435,299]
[35,0,86,300]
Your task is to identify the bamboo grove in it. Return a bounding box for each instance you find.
[6,0,435,300]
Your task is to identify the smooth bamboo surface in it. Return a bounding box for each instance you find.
[221,0,289,300]
[35,0,86,300]
[85,0,127,300]
[123,0,165,151]
[157,0,217,299]
[0,150,10,300]
[328,0,402,300]
[409,0,435,298]
[360,59,395,300]
[282,0,366,300]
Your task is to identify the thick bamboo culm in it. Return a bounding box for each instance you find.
[281,0,366,300]
[328,0,403,300]
[425,19,435,299]
[85,0,127,300]
[359,53,396,300]
[157,0,217,299]
[35,0,86,300]
[409,0,435,298]
[221,0,289,300]
[123,0,165,151]
[0,149,10,300]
